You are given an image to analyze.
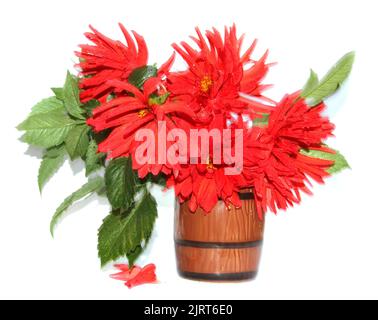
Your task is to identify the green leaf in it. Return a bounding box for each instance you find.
[30,97,64,116]
[18,110,76,148]
[98,191,158,267]
[38,145,66,192]
[140,173,167,188]
[148,92,170,106]
[105,157,138,211]
[84,99,100,117]
[106,93,116,102]
[127,246,143,267]
[45,145,65,157]
[300,147,350,174]
[128,65,158,89]
[93,129,111,145]
[301,69,319,98]
[17,110,66,130]
[150,173,167,188]
[51,88,64,101]
[301,52,355,106]
[65,124,90,160]
[63,71,85,119]
[85,140,105,176]
[253,113,270,127]
[50,177,105,236]
[126,229,154,267]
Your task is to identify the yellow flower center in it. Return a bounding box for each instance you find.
[207,157,215,170]
[200,76,213,94]
[138,109,149,118]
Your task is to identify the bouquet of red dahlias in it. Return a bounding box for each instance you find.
[18,24,353,282]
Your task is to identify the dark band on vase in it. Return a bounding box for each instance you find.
[175,239,263,249]
[238,192,255,200]
[178,271,258,281]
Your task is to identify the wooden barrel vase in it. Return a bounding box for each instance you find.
[174,190,265,282]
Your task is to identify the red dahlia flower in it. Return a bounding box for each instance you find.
[87,74,195,178]
[168,25,274,126]
[167,161,243,213]
[76,24,149,103]
[241,93,336,218]
[166,119,252,213]
[265,92,335,148]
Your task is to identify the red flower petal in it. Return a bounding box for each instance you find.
[110,264,157,289]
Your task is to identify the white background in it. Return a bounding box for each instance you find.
[0,0,377,300]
